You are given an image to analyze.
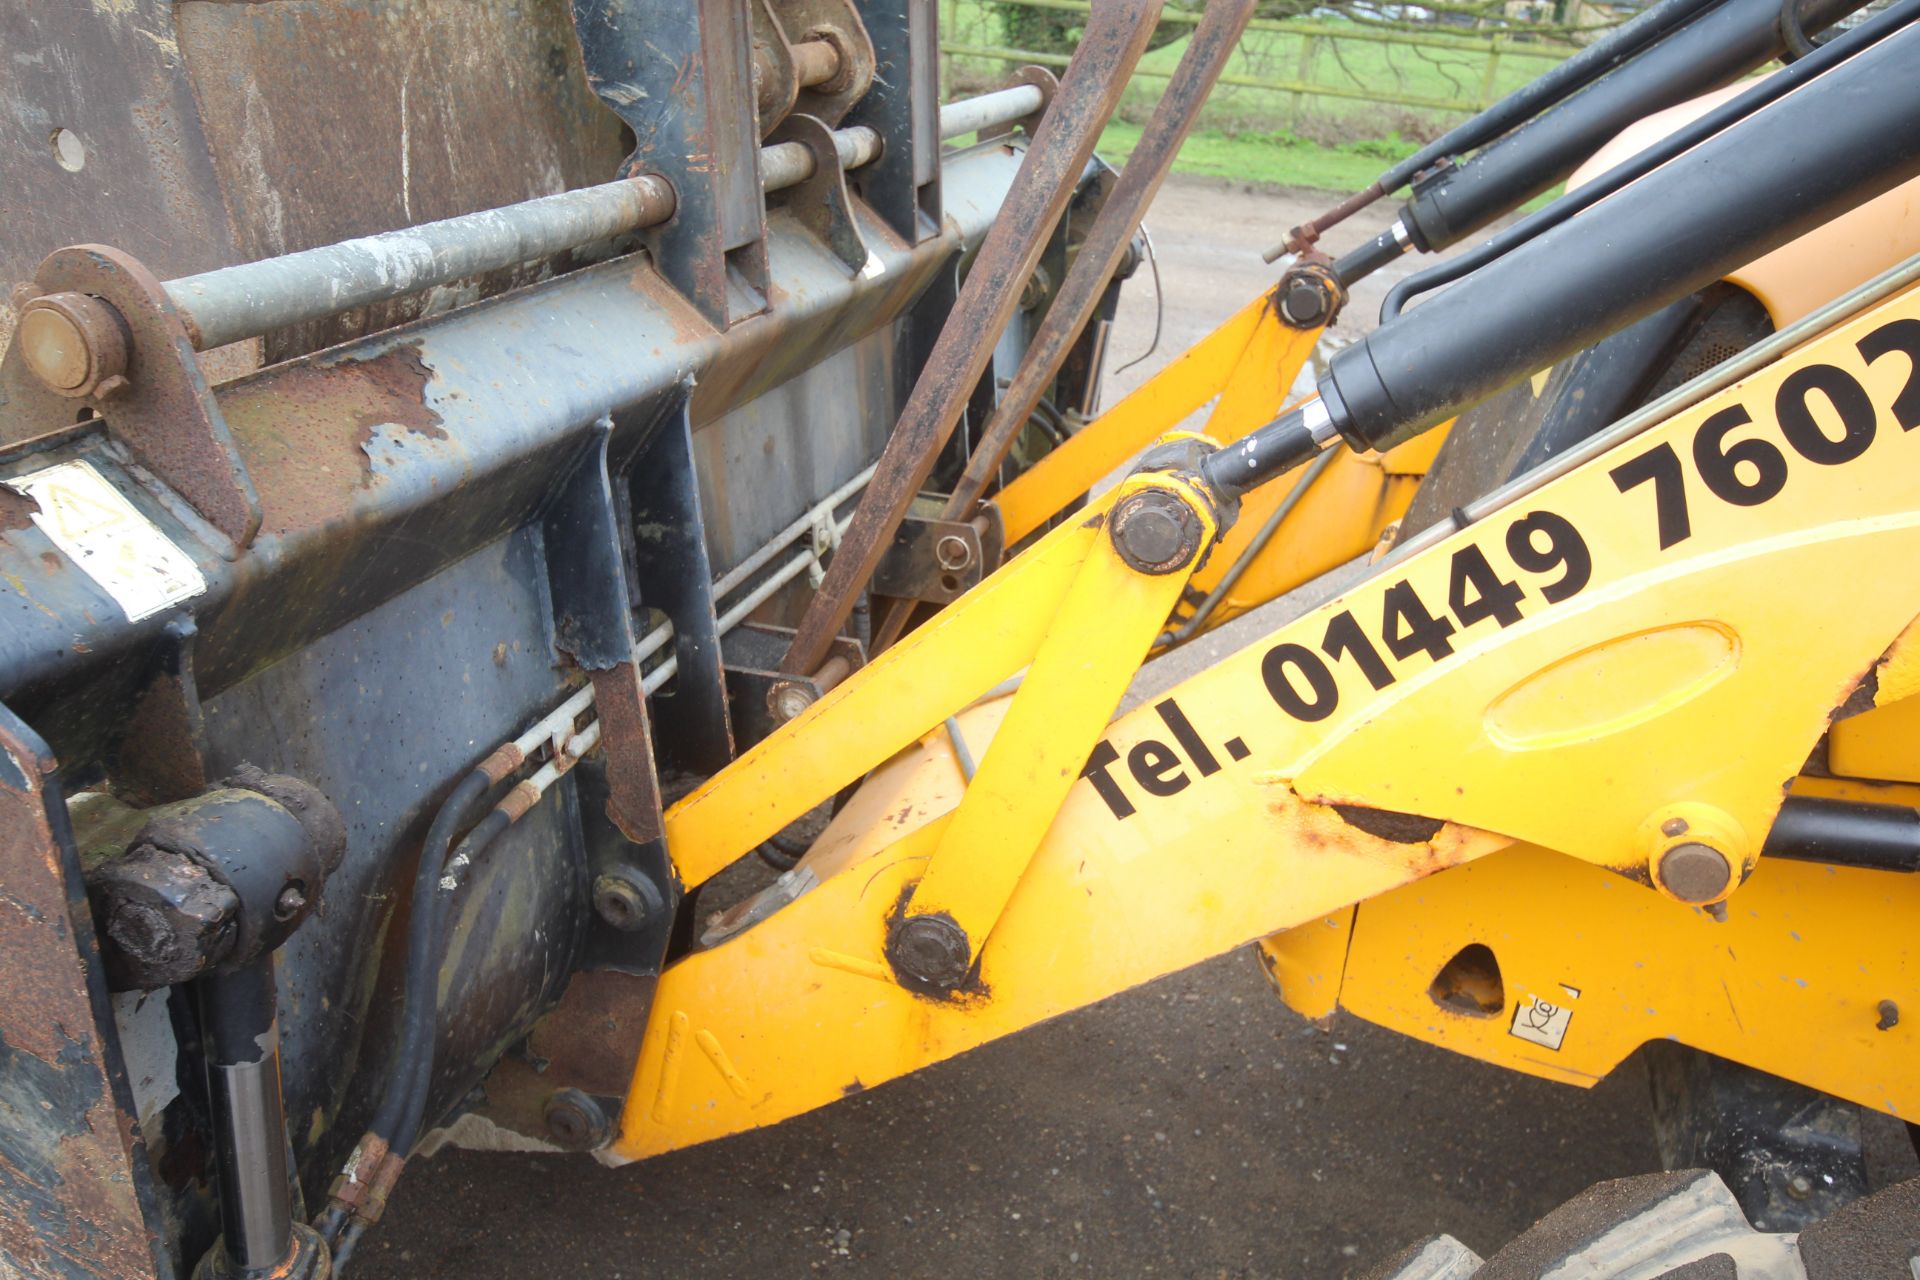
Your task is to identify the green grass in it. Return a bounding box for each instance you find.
[1094,119,1421,194]
[945,0,1575,194]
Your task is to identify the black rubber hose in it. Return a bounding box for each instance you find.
[1381,0,1920,321]
[1375,0,1728,194]
[365,769,489,1148]
[1397,0,1868,255]
[392,807,512,1157]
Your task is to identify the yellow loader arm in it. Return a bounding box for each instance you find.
[616,265,1920,1162]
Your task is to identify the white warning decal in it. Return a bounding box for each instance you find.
[1509,993,1573,1051]
[6,460,206,621]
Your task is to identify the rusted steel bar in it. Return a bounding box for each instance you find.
[793,38,844,88]
[166,177,678,352]
[760,125,884,189]
[1266,181,1385,262]
[941,0,1256,537]
[779,0,1166,677]
[157,89,1040,354]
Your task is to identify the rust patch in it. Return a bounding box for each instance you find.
[0,486,40,532]
[113,670,208,806]
[589,663,665,845]
[341,344,448,446]
[1830,661,1881,722]
[235,341,446,533]
[476,969,659,1143]
[1330,803,1445,845]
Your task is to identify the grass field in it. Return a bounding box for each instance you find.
[1092,119,1420,193]
[944,0,1574,195]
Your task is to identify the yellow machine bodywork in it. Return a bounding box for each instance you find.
[612,273,1920,1162]
[1260,840,1917,1117]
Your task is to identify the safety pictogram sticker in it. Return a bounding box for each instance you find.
[6,460,206,621]
[1509,993,1573,1051]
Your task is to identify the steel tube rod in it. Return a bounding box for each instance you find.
[198,962,294,1273]
[936,84,1045,139]
[168,176,677,353]
[164,89,1044,353]
[760,126,884,192]
[792,39,843,89]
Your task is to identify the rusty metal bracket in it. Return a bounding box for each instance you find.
[870,500,997,604]
[777,0,1165,677]
[0,245,262,550]
[542,417,665,844]
[626,396,734,776]
[0,702,170,1280]
[570,0,770,330]
[1010,65,1060,139]
[750,0,802,134]
[722,623,864,747]
[766,114,872,273]
[842,0,942,245]
[867,0,1255,652]
[776,0,877,126]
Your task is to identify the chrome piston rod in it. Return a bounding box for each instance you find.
[163,86,1047,353]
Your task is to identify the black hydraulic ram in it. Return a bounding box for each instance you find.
[1333,0,1870,286]
[1204,22,1920,498]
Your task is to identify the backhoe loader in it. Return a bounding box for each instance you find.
[1,0,1917,1276]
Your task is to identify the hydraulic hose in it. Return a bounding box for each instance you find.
[392,809,513,1157]
[1382,0,1920,321]
[1332,0,1870,285]
[1205,23,1920,495]
[364,769,489,1152]
[1270,0,1731,260]
[1377,0,1728,193]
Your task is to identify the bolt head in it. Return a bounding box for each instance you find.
[887,913,972,990]
[19,305,92,390]
[1658,841,1731,904]
[273,883,308,921]
[542,1089,609,1150]
[1281,279,1330,327]
[1111,489,1203,575]
[768,680,818,724]
[89,844,238,990]
[17,293,127,398]
[591,873,656,932]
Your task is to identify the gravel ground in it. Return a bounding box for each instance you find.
[352,175,1915,1279]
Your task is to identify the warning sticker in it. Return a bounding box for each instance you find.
[5,461,206,622]
[1509,994,1573,1051]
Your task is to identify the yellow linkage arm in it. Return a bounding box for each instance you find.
[890,470,1218,988]
[664,505,1105,888]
